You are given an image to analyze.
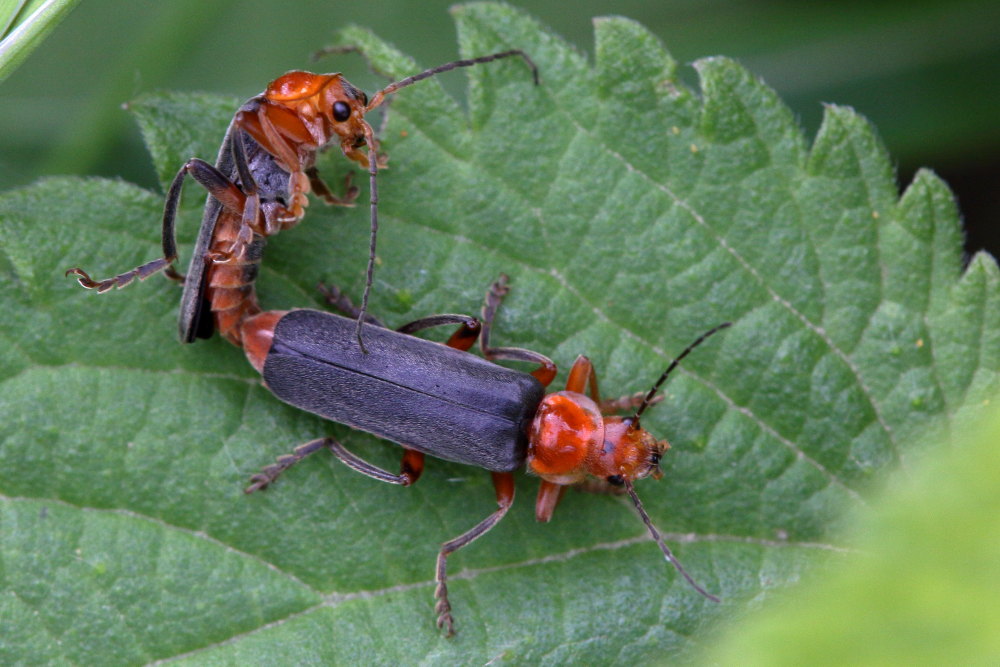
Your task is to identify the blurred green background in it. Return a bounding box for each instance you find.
[2,0,998,258]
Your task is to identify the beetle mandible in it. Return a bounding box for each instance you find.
[238,275,729,635]
[67,49,537,349]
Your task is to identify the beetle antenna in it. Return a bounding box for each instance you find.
[364,50,538,111]
[634,322,731,421]
[353,123,380,354]
[319,47,539,86]
[624,479,720,602]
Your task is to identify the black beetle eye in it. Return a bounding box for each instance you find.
[606,475,625,486]
[332,101,351,122]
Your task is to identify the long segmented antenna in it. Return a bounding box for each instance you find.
[634,322,732,421]
[354,122,379,354]
[624,479,720,602]
[313,46,539,93]
[365,50,538,110]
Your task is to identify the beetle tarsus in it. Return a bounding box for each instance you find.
[244,437,331,493]
[434,587,456,638]
[66,257,174,292]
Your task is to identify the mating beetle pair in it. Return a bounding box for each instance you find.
[66,44,727,636]
[238,276,728,635]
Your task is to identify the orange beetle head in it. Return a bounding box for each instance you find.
[316,75,372,153]
[591,417,669,485]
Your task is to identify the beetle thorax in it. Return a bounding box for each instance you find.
[527,391,601,484]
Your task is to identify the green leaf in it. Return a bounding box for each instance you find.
[699,410,1000,665]
[1,3,996,663]
[0,0,81,85]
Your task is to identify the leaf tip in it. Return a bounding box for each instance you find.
[816,104,884,147]
[810,103,894,195]
[898,167,958,217]
[965,250,1000,283]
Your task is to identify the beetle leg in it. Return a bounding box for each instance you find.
[307,167,359,206]
[442,319,482,351]
[435,471,515,637]
[254,104,303,175]
[534,479,567,522]
[245,437,330,493]
[397,314,481,352]
[482,342,556,387]
[253,107,313,225]
[398,448,425,483]
[66,157,243,292]
[176,163,255,267]
[599,391,663,414]
[66,258,176,293]
[478,274,557,386]
[341,145,372,169]
[212,189,260,264]
[563,352,663,413]
[259,200,285,237]
[230,129,258,196]
[164,266,185,283]
[564,354,600,401]
[316,281,481,347]
[246,438,424,493]
[316,282,386,326]
[217,131,264,262]
[326,439,424,486]
[182,158,249,212]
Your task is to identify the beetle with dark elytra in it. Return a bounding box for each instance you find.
[66,49,537,350]
[237,275,729,635]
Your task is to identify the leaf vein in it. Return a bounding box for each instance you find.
[554,113,900,482]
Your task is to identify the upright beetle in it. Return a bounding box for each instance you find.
[238,275,729,635]
[67,49,537,348]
